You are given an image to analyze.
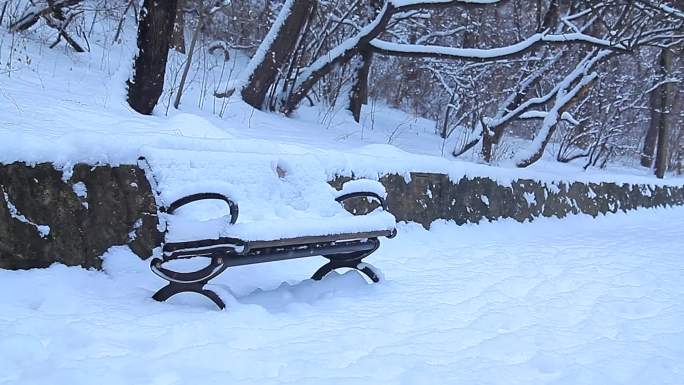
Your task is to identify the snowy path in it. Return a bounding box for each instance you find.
[1,208,684,385]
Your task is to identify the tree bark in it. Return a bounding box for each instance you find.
[348,48,373,122]
[240,0,316,110]
[654,48,674,179]
[347,0,383,122]
[641,89,660,167]
[171,0,186,54]
[127,0,179,115]
[173,1,203,110]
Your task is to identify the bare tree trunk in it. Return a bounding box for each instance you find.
[481,125,494,163]
[0,2,8,27]
[641,89,660,167]
[347,0,383,122]
[348,49,373,122]
[240,0,315,110]
[114,0,137,43]
[654,115,670,178]
[127,0,179,115]
[173,1,203,110]
[676,124,684,176]
[171,0,186,53]
[655,48,674,179]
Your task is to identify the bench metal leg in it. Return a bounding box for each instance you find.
[152,282,226,309]
[150,257,228,309]
[312,238,382,283]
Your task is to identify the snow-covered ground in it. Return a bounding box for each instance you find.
[2,207,684,385]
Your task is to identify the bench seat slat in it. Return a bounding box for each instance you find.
[245,230,394,249]
[163,229,394,257]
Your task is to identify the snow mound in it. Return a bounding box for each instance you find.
[166,113,234,139]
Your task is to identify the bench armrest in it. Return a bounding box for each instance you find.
[164,193,239,225]
[335,191,388,212]
[335,179,388,214]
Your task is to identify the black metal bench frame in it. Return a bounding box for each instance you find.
[150,190,396,309]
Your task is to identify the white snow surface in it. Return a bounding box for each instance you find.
[2,207,684,384]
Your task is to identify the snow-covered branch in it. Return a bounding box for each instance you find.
[519,111,581,126]
[10,0,82,32]
[515,50,612,167]
[634,0,684,20]
[370,32,623,61]
[389,0,501,11]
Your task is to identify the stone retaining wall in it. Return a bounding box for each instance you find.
[2,162,683,269]
[0,162,159,270]
[331,173,684,228]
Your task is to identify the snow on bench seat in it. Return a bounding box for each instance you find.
[140,147,395,243]
[164,211,395,243]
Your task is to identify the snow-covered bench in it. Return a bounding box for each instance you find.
[138,148,396,309]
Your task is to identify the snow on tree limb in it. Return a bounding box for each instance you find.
[281,2,394,113]
[370,32,623,61]
[220,0,316,109]
[10,0,82,32]
[389,0,501,7]
[231,0,300,99]
[634,0,684,20]
[281,0,511,113]
[514,50,612,168]
[519,111,581,126]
